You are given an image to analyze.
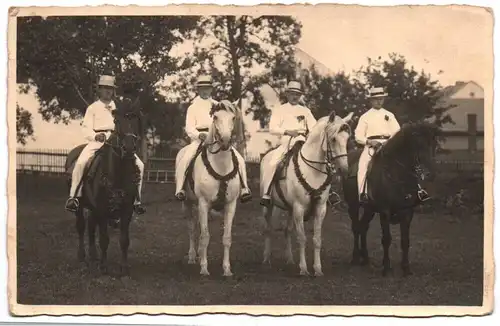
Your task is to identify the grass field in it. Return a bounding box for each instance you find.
[16,174,484,306]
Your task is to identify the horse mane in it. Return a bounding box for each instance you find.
[378,122,438,157]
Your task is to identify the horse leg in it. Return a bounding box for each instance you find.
[400,209,414,276]
[312,204,327,277]
[187,204,197,264]
[76,208,86,263]
[197,200,210,276]
[262,205,273,266]
[348,204,361,265]
[359,208,375,265]
[88,212,98,274]
[284,214,294,265]
[119,213,132,277]
[98,215,110,275]
[379,211,393,276]
[293,204,309,276]
[222,200,237,277]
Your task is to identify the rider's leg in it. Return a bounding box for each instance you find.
[357,146,370,204]
[133,155,146,214]
[175,140,201,200]
[66,141,103,212]
[260,146,286,205]
[232,148,252,202]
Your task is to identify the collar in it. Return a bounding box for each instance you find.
[98,99,116,111]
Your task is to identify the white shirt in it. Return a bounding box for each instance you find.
[185,96,218,140]
[354,108,400,146]
[81,100,116,142]
[269,102,317,145]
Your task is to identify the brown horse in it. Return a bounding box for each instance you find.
[64,101,143,276]
[342,122,439,276]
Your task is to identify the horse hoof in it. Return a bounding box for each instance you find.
[188,258,197,265]
[285,258,295,265]
[223,271,233,277]
[360,257,370,266]
[402,267,413,277]
[350,257,360,265]
[299,270,310,276]
[314,271,324,277]
[200,269,210,276]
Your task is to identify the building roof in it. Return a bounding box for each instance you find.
[439,80,483,99]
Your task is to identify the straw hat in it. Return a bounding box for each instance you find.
[98,75,117,88]
[368,86,388,98]
[196,75,214,88]
[286,81,303,94]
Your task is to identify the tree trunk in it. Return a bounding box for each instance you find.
[226,16,247,158]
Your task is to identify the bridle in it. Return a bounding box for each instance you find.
[300,122,351,176]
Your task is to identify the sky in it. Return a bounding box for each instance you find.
[17,5,493,150]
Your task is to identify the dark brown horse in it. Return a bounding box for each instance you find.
[342,122,439,276]
[64,100,143,276]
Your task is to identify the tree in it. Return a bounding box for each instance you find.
[358,53,454,126]
[17,16,198,152]
[16,104,34,145]
[166,15,302,155]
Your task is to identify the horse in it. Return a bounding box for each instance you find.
[260,111,353,276]
[342,121,439,276]
[64,101,143,277]
[175,100,244,277]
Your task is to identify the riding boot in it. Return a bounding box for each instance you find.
[359,193,369,206]
[175,190,186,201]
[134,203,146,215]
[65,197,79,212]
[240,187,252,203]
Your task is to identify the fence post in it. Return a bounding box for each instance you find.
[467,114,477,153]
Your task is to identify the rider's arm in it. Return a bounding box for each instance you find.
[304,108,317,132]
[268,106,286,136]
[354,113,368,146]
[184,104,200,140]
[81,104,96,142]
[388,112,401,137]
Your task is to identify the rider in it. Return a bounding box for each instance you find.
[65,74,146,215]
[355,86,430,205]
[174,75,252,202]
[260,80,317,207]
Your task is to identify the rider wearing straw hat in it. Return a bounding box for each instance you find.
[174,75,252,202]
[260,80,317,207]
[355,86,429,205]
[65,74,146,215]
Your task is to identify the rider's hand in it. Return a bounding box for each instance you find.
[198,133,208,141]
[285,130,300,138]
[367,139,380,148]
[95,133,106,143]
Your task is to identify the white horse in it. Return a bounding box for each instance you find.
[175,100,243,277]
[260,111,353,276]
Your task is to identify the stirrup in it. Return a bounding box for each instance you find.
[417,189,430,202]
[328,191,341,207]
[65,198,79,212]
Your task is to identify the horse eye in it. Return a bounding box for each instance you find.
[214,116,218,120]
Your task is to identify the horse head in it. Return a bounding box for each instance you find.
[207,100,237,152]
[379,121,439,181]
[110,98,142,158]
[312,110,354,175]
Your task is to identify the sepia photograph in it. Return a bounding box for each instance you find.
[7,3,493,317]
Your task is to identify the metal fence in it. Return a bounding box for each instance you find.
[16,148,484,183]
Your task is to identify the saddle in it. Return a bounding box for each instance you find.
[273,141,304,184]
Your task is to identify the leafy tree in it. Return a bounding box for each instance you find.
[167,15,302,155]
[17,16,198,153]
[358,53,454,126]
[16,104,34,145]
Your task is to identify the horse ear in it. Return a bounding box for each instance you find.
[328,110,337,122]
[342,112,354,123]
